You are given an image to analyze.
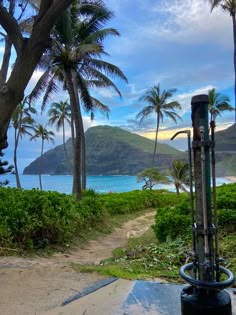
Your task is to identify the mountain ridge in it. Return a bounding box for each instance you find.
[23,124,236,176]
[23,125,183,175]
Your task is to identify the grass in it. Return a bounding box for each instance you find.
[73,228,236,283]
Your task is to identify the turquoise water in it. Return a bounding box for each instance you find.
[3,174,233,194]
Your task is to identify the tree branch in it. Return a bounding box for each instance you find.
[0,36,12,85]
[0,4,23,55]
[33,0,73,34]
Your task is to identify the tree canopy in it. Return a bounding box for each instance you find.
[0,0,74,149]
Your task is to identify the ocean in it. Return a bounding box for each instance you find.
[3,174,233,194]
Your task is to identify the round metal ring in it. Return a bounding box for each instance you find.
[180,263,235,290]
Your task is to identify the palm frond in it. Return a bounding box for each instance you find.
[90,96,110,118]
[85,58,128,83]
[41,76,58,112]
[28,70,51,105]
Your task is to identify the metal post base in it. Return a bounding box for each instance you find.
[181,286,232,315]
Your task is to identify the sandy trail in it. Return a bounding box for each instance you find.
[0,211,155,315]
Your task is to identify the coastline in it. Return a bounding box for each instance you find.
[225,176,236,183]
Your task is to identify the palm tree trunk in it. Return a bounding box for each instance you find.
[13,128,21,189]
[150,115,160,189]
[152,115,160,168]
[39,139,43,191]
[81,129,86,190]
[176,184,180,195]
[72,76,86,190]
[65,69,82,200]
[232,13,236,123]
[62,122,73,174]
[71,115,75,148]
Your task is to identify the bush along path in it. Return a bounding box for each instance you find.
[0,209,156,315]
[0,210,156,268]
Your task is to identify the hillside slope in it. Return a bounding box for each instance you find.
[23,125,182,175]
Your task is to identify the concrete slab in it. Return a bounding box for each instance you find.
[44,279,236,315]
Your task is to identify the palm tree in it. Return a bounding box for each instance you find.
[12,98,36,188]
[29,0,127,199]
[208,88,234,121]
[136,84,182,168]
[209,0,236,122]
[168,160,189,195]
[30,124,54,191]
[48,100,72,173]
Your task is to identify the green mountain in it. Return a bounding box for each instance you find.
[23,125,183,175]
[23,124,236,176]
[215,123,236,176]
[215,123,236,151]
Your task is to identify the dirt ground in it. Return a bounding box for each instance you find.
[0,211,155,315]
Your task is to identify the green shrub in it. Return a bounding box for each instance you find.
[153,202,191,242]
[218,209,236,232]
[153,183,236,242]
[99,190,187,215]
[0,188,108,250]
[0,187,186,251]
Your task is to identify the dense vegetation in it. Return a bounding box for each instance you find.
[0,184,235,281]
[75,183,236,280]
[153,183,236,241]
[0,187,185,252]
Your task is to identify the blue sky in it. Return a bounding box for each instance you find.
[1,0,235,173]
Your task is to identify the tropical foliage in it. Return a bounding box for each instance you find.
[0,0,75,150]
[48,100,72,172]
[136,84,182,168]
[30,124,54,190]
[208,88,234,122]
[29,0,127,199]
[209,0,236,122]
[168,160,189,195]
[12,98,36,188]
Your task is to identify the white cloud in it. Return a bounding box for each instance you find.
[176,85,215,115]
[149,0,231,47]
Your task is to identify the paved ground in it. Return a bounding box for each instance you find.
[44,279,236,315]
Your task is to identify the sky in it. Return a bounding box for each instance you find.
[1,0,235,173]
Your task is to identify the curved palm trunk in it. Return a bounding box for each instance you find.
[81,125,86,190]
[62,121,73,174]
[13,128,21,189]
[232,12,236,123]
[39,139,44,191]
[65,69,82,200]
[73,77,86,190]
[152,115,160,168]
[150,115,160,189]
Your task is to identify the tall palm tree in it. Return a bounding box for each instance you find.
[168,160,189,195]
[48,100,72,173]
[209,0,236,122]
[12,98,36,188]
[208,88,234,121]
[30,124,54,191]
[29,0,127,199]
[136,84,182,168]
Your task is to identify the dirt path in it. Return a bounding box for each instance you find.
[0,211,155,315]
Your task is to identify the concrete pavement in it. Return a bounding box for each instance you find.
[44,278,236,315]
